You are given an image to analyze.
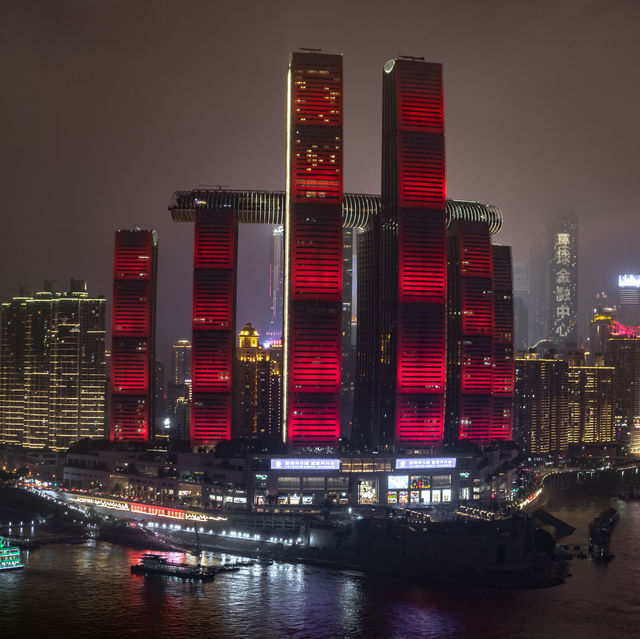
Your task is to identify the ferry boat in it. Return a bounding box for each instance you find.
[130,554,216,581]
[0,536,25,571]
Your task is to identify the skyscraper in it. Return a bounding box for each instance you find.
[617,274,640,327]
[266,225,284,339]
[191,208,237,447]
[0,280,106,450]
[567,365,615,445]
[110,229,158,442]
[512,261,529,350]
[547,213,578,343]
[379,58,447,447]
[492,245,515,439]
[514,353,569,455]
[446,220,494,442]
[284,51,343,447]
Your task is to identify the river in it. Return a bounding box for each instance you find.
[1,488,639,639]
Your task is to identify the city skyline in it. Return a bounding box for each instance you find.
[2,1,640,358]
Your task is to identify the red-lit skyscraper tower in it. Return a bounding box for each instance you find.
[191,209,237,447]
[110,229,158,441]
[446,221,495,441]
[379,59,447,445]
[284,51,343,446]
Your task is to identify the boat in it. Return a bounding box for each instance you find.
[130,553,216,581]
[0,536,25,571]
[589,508,618,561]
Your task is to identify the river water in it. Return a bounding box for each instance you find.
[2,489,639,639]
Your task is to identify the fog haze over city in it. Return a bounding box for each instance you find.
[2,0,639,356]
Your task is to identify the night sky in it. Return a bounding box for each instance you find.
[2,0,640,361]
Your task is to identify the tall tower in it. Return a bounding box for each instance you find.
[547,213,578,343]
[492,245,514,439]
[284,51,343,447]
[267,225,284,339]
[191,209,237,447]
[446,220,494,442]
[110,229,158,442]
[379,58,447,446]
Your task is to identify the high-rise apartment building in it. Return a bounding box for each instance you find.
[284,51,343,447]
[567,365,615,445]
[514,353,569,455]
[547,213,578,343]
[110,229,158,442]
[0,280,106,450]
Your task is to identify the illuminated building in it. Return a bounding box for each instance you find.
[167,339,191,441]
[266,225,284,339]
[567,365,615,445]
[618,274,640,327]
[234,322,267,437]
[172,339,192,385]
[514,353,569,455]
[547,213,578,342]
[0,280,106,451]
[110,229,158,442]
[606,335,640,448]
[588,311,614,366]
[377,58,447,447]
[283,51,343,447]
[191,204,237,448]
[446,221,494,442]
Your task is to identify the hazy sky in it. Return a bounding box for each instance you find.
[2,0,639,359]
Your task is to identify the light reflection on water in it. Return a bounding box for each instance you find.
[2,493,640,638]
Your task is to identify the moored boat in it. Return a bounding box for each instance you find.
[0,536,25,571]
[130,553,215,581]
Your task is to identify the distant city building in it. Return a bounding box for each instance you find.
[233,323,281,439]
[547,213,578,343]
[588,311,614,366]
[266,225,284,340]
[166,338,191,441]
[171,339,192,385]
[110,229,158,442]
[618,274,640,327]
[514,353,569,455]
[512,261,529,349]
[0,280,106,451]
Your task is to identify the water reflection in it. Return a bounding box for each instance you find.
[2,493,640,638]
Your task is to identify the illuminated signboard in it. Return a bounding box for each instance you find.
[388,475,409,490]
[395,458,457,470]
[619,274,640,288]
[270,458,340,471]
